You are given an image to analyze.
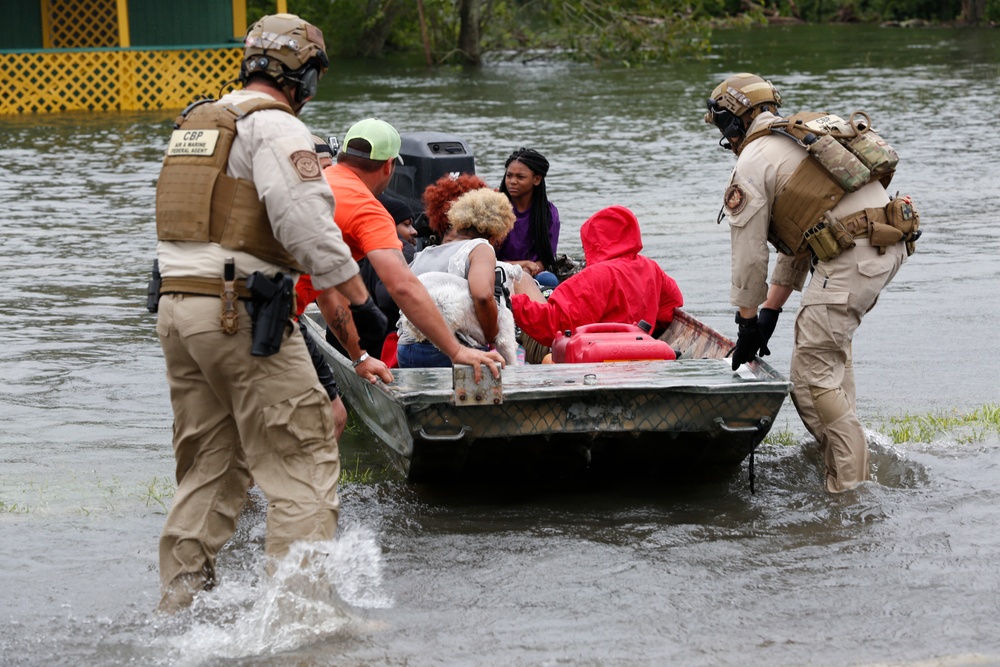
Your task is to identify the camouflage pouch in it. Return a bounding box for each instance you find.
[847,129,898,180]
[806,134,871,193]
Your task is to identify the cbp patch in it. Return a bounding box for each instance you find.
[724,183,749,215]
[290,150,322,181]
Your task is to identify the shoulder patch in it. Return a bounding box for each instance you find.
[290,150,322,181]
[724,183,749,215]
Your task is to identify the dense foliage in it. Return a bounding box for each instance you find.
[247,0,996,65]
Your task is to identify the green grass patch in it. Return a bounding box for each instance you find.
[339,456,376,484]
[763,428,799,448]
[0,500,32,514]
[871,403,1000,445]
[131,476,175,513]
[342,408,366,437]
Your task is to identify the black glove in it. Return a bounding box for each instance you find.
[350,296,389,359]
[729,313,764,371]
[755,307,781,357]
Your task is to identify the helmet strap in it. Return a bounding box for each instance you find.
[253,63,317,114]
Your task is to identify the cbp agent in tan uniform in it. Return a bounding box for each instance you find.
[152,14,388,612]
[705,73,920,493]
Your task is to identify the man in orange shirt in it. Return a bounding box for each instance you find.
[322,118,504,380]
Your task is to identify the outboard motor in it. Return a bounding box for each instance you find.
[386,131,477,249]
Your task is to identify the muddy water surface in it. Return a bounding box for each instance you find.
[1,24,999,667]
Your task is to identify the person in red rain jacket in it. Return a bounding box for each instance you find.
[511,205,683,350]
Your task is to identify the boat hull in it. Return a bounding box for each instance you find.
[303,310,791,482]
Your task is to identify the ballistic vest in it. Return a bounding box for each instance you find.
[743,111,898,256]
[155,97,305,272]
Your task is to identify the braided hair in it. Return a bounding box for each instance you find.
[499,147,556,272]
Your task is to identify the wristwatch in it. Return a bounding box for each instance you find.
[352,352,369,368]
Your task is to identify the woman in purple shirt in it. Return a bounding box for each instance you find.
[497,148,561,288]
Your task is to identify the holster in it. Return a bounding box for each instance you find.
[246,272,295,357]
[146,259,162,313]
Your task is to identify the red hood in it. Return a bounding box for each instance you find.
[580,206,642,264]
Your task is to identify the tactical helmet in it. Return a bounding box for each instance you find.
[705,73,781,151]
[240,14,330,106]
[707,73,781,118]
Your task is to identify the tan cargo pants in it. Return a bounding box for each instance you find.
[790,238,907,493]
[156,294,339,596]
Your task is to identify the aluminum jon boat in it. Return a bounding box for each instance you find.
[302,309,791,485]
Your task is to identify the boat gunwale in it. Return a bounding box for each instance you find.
[301,311,791,409]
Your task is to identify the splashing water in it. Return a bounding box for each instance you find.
[158,526,392,665]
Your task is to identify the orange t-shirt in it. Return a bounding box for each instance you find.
[296,163,403,316]
[324,163,402,262]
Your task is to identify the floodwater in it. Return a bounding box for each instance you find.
[2,24,1000,667]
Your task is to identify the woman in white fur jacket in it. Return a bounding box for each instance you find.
[397,188,521,368]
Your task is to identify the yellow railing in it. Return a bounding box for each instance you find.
[0,47,242,113]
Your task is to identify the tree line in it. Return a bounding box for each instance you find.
[249,0,997,66]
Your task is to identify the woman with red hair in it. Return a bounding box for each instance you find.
[422,173,490,239]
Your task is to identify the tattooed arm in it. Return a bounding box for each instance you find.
[317,275,393,384]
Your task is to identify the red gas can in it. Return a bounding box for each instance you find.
[550,322,677,364]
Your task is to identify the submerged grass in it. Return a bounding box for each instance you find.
[0,500,32,514]
[763,428,799,448]
[133,476,175,513]
[0,479,50,514]
[760,404,1000,449]
[872,403,1000,445]
[339,455,379,484]
[79,475,178,516]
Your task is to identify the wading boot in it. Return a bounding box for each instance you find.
[156,572,206,614]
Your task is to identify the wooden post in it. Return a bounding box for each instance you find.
[116,0,131,47]
[232,0,246,38]
[40,0,52,49]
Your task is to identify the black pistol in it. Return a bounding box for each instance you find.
[246,271,294,357]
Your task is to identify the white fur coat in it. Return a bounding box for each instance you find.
[398,261,521,365]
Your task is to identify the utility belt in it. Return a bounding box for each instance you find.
[147,259,296,357]
[160,276,253,300]
[802,196,921,262]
